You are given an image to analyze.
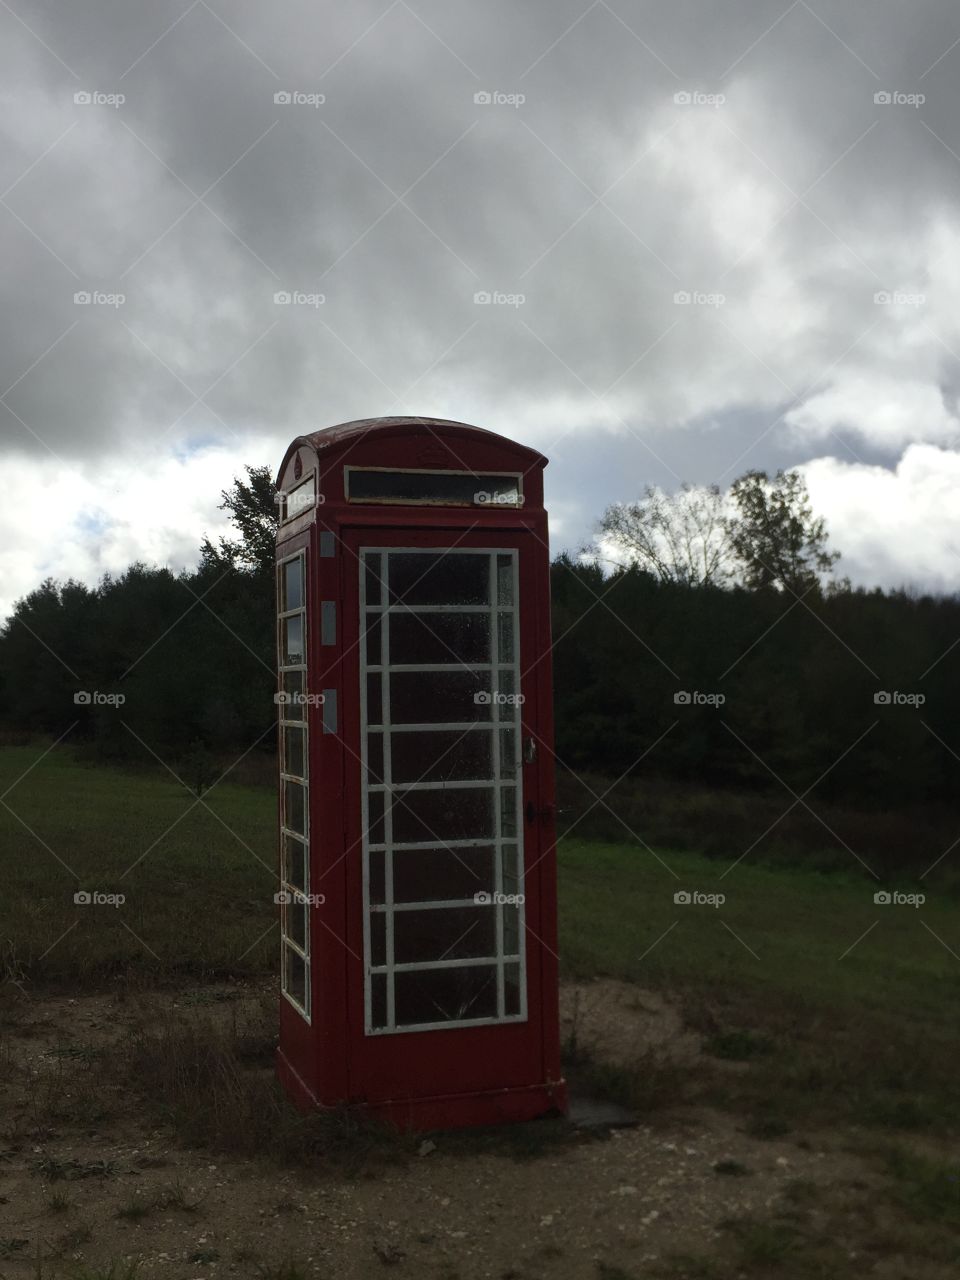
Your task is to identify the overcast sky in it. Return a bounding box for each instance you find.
[2,0,960,619]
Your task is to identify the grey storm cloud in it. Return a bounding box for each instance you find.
[1,0,960,604]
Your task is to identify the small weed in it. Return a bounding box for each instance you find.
[0,1239,29,1258]
[714,1159,751,1176]
[883,1148,960,1226]
[46,1190,74,1214]
[71,1260,139,1280]
[34,1154,116,1181]
[721,1218,800,1267]
[116,1198,151,1222]
[189,1249,220,1265]
[256,1263,308,1280]
[156,1180,202,1213]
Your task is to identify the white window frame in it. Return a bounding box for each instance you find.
[277,549,311,1021]
[359,547,527,1035]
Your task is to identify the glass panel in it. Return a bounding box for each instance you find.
[393,906,496,964]
[392,846,494,903]
[283,780,306,835]
[363,613,383,666]
[364,553,383,606]
[284,946,306,1008]
[503,903,521,957]
[283,558,303,611]
[283,615,304,665]
[502,844,519,898]
[387,552,490,606]
[282,670,304,719]
[499,728,517,778]
[390,729,493,784]
[283,725,305,778]
[366,732,384,784]
[286,474,316,518]
[370,910,386,967]
[496,669,517,720]
[391,786,495,843]
[496,554,514,605]
[285,897,307,951]
[388,612,491,666]
[367,790,385,844]
[282,833,307,893]
[501,787,517,839]
[366,672,383,725]
[390,670,491,724]
[370,972,387,1028]
[394,965,497,1026]
[369,850,385,905]
[504,962,521,1016]
[497,613,515,664]
[349,470,520,506]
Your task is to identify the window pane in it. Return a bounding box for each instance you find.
[349,470,520,506]
[503,903,521,957]
[390,670,491,725]
[282,670,304,719]
[388,612,491,666]
[391,786,495,843]
[284,946,306,1008]
[370,909,386,967]
[497,613,515,664]
[363,613,383,665]
[496,670,518,721]
[283,725,305,778]
[502,844,519,898]
[366,672,382,725]
[369,850,385,905]
[370,972,387,1028]
[390,729,493,784]
[282,833,307,893]
[387,552,490,606]
[504,962,521,1016]
[500,786,517,838]
[284,780,306,835]
[283,615,304,665]
[392,845,493,903]
[364,553,383,606]
[284,897,307,951]
[394,965,497,1026]
[496,554,514,605]
[286,474,316,518]
[394,906,496,964]
[283,558,303,611]
[367,790,385,844]
[499,728,517,777]
[366,732,384,784]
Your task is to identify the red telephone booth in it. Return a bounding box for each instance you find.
[274,417,567,1130]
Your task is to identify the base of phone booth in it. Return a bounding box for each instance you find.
[277,1049,567,1131]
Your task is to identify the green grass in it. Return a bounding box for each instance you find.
[1,744,958,1144]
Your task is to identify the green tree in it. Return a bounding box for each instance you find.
[200,464,278,577]
[727,468,839,594]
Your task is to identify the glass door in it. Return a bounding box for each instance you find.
[359,548,527,1035]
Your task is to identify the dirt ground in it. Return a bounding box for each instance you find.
[0,981,884,1280]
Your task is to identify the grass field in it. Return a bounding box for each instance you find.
[1,740,957,1134]
[1,741,959,1276]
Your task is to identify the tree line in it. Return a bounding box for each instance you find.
[0,465,956,818]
